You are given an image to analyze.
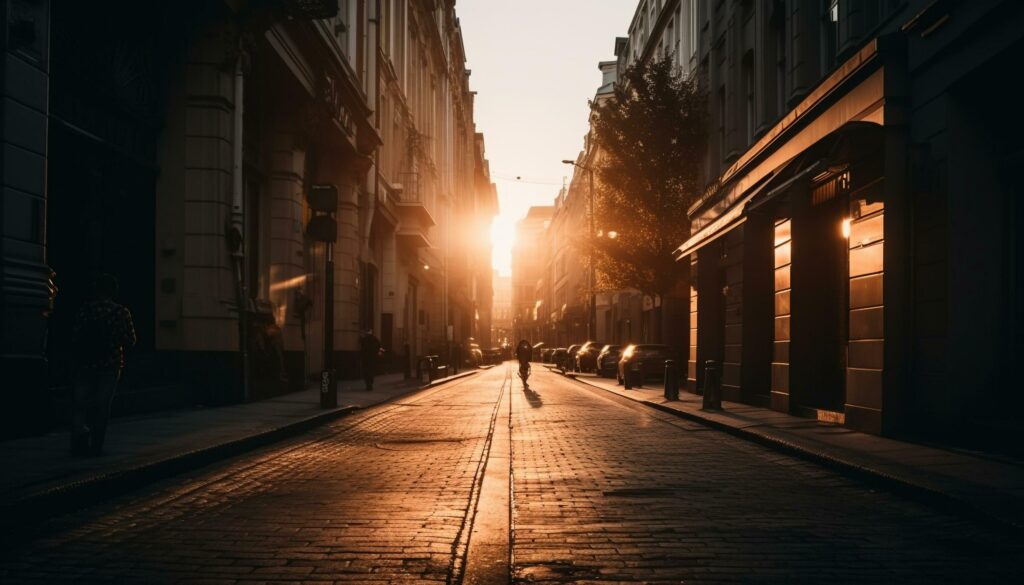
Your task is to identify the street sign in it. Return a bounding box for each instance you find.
[307,215,338,242]
[308,184,338,212]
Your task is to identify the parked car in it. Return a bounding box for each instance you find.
[466,342,483,366]
[574,341,606,373]
[531,342,546,361]
[541,347,556,363]
[551,347,568,370]
[565,344,583,372]
[617,344,674,385]
[595,344,622,377]
[482,347,502,365]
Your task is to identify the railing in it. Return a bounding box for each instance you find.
[397,172,421,203]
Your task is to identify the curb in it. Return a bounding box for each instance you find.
[568,374,1022,534]
[1,370,479,538]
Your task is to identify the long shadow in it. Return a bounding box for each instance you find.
[523,387,543,409]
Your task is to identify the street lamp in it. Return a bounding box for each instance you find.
[562,159,597,341]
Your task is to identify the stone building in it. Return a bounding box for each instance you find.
[491,271,512,346]
[669,0,1023,443]
[511,205,553,344]
[0,0,494,434]
[374,0,497,369]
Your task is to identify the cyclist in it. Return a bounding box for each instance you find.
[515,339,532,387]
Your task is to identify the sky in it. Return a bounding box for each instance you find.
[456,1,638,276]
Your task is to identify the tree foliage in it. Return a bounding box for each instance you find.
[589,56,708,297]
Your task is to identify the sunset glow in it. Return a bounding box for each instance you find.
[490,218,516,276]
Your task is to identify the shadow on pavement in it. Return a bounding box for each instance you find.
[523,387,543,409]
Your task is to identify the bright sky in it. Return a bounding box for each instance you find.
[457,1,637,276]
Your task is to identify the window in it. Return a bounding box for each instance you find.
[775,15,786,115]
[689,0,697,56]
[822,0,839,73]
[717,86,726,158]
[743,53,754,145]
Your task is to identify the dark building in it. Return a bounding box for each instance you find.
[677,0,1023,447]
[1,0,494,437]
[0,0,380,435]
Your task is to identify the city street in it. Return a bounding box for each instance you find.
[1,365,1020,584]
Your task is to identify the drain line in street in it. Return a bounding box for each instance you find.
[450,366,512,585]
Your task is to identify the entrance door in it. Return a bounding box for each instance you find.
[791,178,848,413]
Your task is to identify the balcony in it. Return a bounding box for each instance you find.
[393,172,437,227]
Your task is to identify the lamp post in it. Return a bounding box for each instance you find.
[562,159,597,341]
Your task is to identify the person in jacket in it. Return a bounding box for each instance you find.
[70,273,136,456]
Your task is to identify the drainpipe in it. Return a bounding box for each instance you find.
[231,47,250,402]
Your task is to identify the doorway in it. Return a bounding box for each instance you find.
[790,176,849,413]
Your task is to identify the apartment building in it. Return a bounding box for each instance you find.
[0,0,495,434]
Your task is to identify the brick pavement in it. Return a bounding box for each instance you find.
[0,369,507,584]
[510,368,1022,584]
[565,368,1024,531]
[3,365,1022,584]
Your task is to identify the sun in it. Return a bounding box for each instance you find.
[490,218,516,276]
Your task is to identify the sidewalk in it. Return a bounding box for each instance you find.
[0,370,478,529]
[560,367,1024,531]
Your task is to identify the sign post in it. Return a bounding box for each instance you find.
[308,184,338,408]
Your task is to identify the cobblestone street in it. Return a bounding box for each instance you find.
[1,365,1020,584]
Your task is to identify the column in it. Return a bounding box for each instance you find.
[0,0,52,434]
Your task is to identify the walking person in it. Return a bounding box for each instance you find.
[70,273,136,456]
[360,329,383,391]
[515,339,532,389]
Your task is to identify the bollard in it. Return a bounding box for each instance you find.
[427,356,437,383]
[664,359,679,401]
[417,356,427,384]
[702,359,722,410]
[624,362,634,389]
[635,361,644,388]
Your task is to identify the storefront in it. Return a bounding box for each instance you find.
[677,39,903,434]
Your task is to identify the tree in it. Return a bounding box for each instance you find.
[588,56,708,301]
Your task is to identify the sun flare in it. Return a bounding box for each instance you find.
[490,219,517,277]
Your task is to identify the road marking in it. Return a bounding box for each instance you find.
[458,365,512,585]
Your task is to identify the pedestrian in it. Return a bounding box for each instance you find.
[360,329,383,391]
[70,273,136,456]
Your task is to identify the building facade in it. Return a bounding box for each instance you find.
[491,271,512,347]
[667,0,1023,443]
[0,0,494,435]
[511,206,553,344]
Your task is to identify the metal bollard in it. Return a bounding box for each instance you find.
[624,363,634,389]
[664,359,679,401]
[635,361,644,388]
[702,360,722,410]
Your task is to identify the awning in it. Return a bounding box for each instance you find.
[744,159,825,215]
[674,122,883,260]
[746,122,883,214]
[673,173,778,260]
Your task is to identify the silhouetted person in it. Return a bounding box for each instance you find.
[360,329,382,391]
[70,274,136,456]
[515,339,532,388]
